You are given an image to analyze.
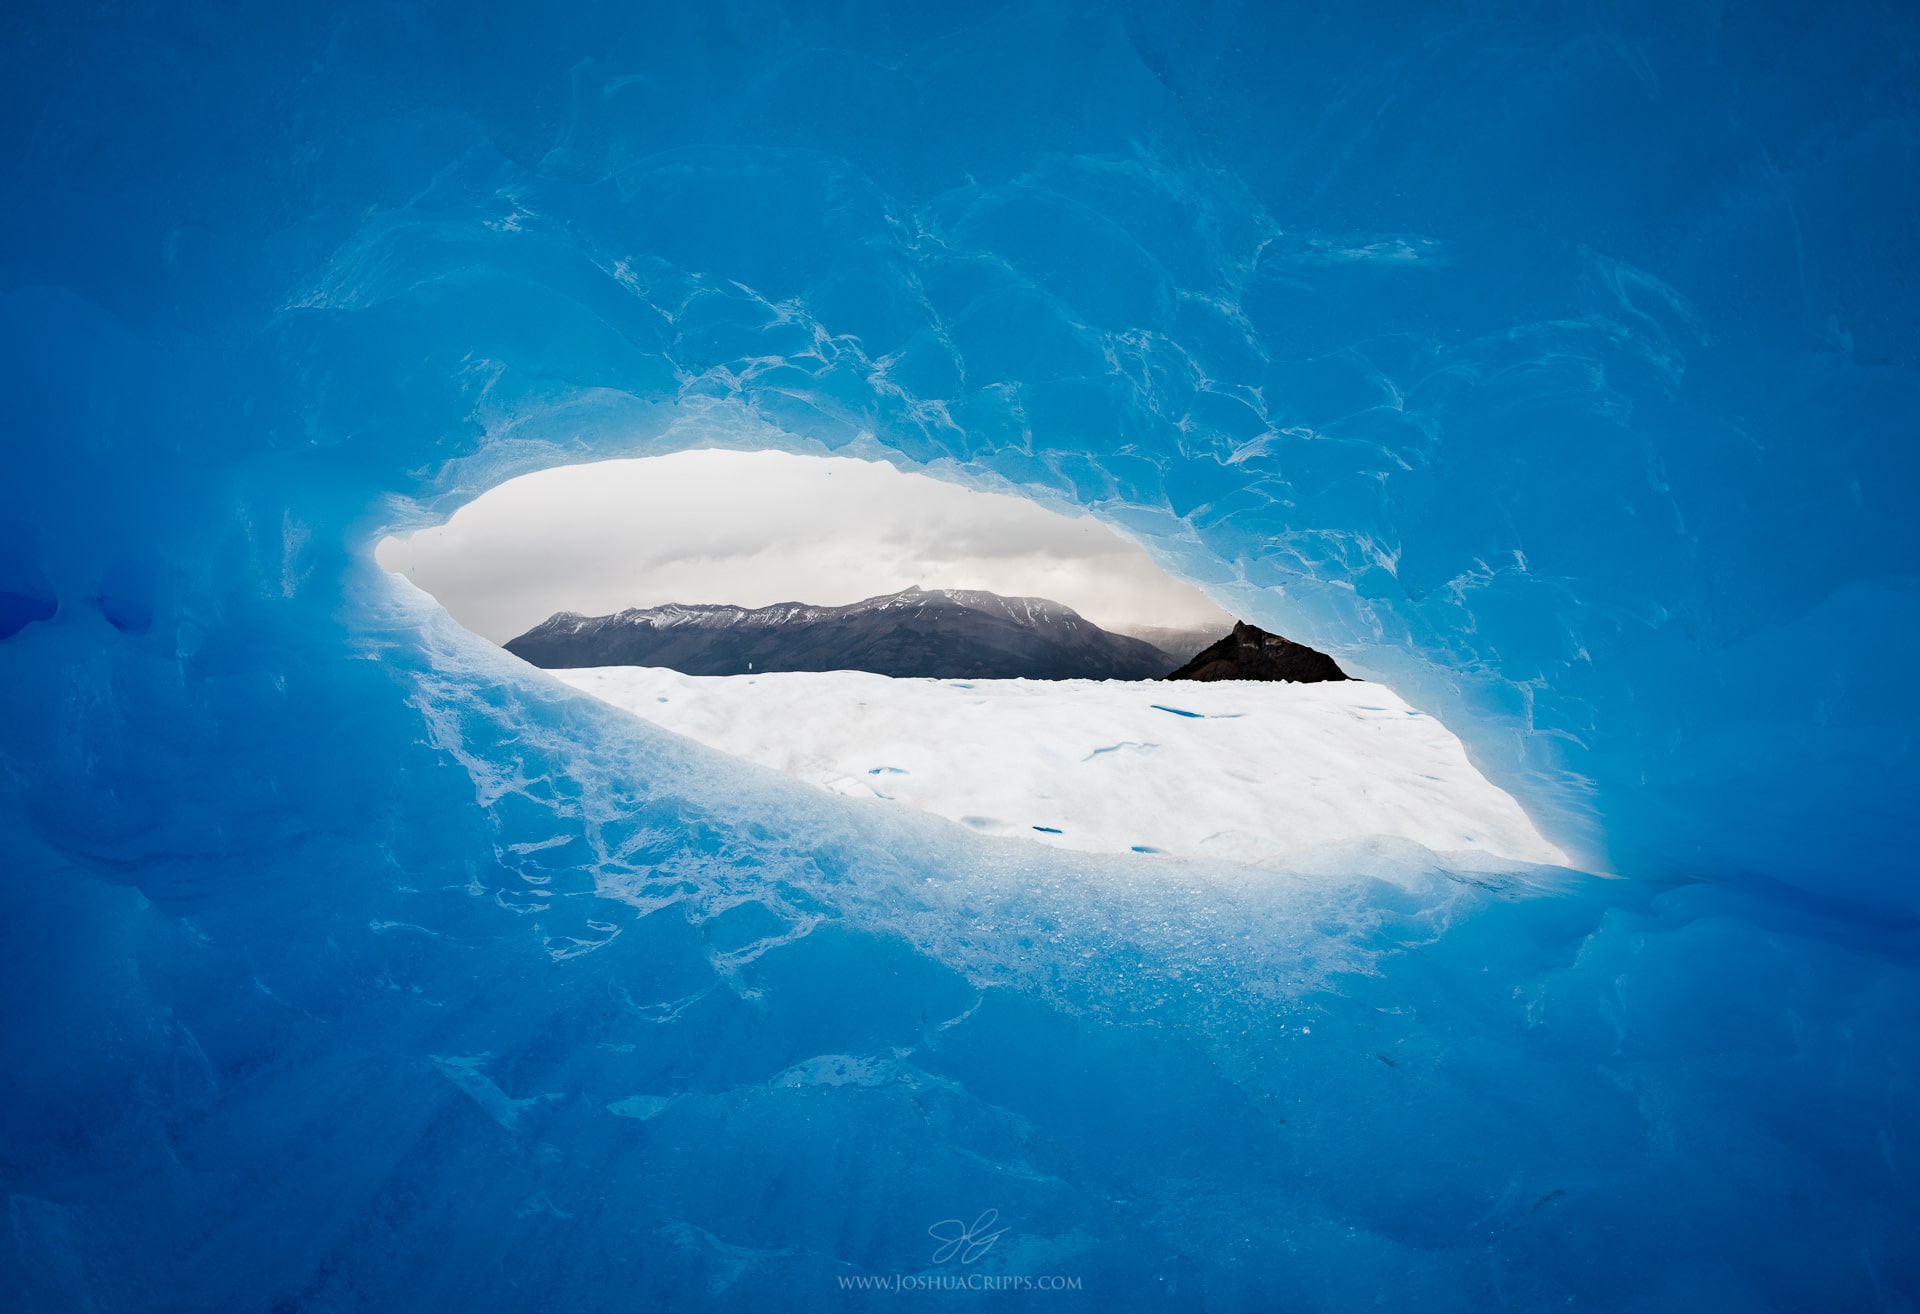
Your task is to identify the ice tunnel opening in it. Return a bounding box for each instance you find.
[373,446,1571,873]
[374,447,1237,651]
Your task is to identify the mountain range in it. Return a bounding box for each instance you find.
[505,586,1175,680]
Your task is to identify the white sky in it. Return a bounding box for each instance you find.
[377,449,1234,643]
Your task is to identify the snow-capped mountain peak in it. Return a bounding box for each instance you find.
[504,587,1169,680]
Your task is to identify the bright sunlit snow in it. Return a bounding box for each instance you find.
[553,666,1570,869]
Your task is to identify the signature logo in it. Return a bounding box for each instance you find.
[927,1209,1007,1265]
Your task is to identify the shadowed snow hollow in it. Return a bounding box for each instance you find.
[552,667,1569,869]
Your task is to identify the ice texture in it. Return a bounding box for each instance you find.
[2,2,1917,1310]
[553,665,1571,868]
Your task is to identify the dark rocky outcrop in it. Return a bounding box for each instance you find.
[505,586,1173,681]
[1163,621,1349,683]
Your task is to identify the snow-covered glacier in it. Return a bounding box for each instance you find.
[2,2,1916,1310]
[552,665,1571,867]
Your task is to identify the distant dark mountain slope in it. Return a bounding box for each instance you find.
[1165,621,1349,683]
[505,586,1172,680]
[1113,622,1236,668]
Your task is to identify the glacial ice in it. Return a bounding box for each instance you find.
[2,1,1917,1310]
[551,665,1572,868]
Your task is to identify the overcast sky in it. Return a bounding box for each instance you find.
[377,449,1234,643]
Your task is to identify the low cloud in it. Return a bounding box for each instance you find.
[378,449,1233,643]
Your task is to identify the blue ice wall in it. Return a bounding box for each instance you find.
[2,2,1917,1310]
[8,0,1911,894]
